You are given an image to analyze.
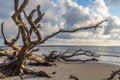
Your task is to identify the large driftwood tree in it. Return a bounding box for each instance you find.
[0,0,106,78]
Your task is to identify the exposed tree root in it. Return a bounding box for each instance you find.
[0,60,51,79]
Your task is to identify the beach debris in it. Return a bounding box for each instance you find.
[28,61,57,66]
[52,71,56,74]
[0,59,51,78]
[106,69,120,80]
[43,49,99,63]
[36,71,51,78]
[69,75,79,80]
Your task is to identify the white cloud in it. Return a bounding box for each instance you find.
[0,0,13,18]
[104,15,120,34]
[0,0,120,46]
[93,0,109,16]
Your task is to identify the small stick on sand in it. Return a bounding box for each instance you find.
[69,75,79,80]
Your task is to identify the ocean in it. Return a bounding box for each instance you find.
[1,45,120,65]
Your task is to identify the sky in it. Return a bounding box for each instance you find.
[0,0,120,46]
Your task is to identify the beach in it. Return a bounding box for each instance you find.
[1,62,119,80]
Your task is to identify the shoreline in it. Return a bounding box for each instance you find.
[1,62,120,80]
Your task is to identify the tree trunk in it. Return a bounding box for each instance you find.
[12,46,27,75]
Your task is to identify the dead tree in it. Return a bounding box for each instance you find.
[28,49,99,66]
[0,0,106,78]
[43,49,99,63]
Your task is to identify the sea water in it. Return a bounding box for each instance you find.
[1,46,120,65]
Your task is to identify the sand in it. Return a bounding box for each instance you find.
[1,62,119,80]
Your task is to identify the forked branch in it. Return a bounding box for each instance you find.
[1,22,8,44]
[1,22,21,51]
[12,0,29,26]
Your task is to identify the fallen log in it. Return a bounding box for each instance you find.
[43,49,99,63]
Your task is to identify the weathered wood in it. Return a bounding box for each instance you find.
[107,69,120,80]
[0,73,6,79]
[43,49,99,63]
[28,54,45,63]
[69,75,79,80]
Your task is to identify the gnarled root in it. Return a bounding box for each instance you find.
[0,59,51,79]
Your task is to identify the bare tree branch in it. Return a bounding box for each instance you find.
[14,0,19,11]
[11,27,20,43]
[23,6,43,50]
[1,22,8,43]
[34,5,45,24]
[1,22,21,51]
[40,19,107,44]
[0,50,17,56]
[12,0,29,26]
[28,9,37,20]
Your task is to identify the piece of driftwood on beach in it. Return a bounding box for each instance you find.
[43,49,99,63]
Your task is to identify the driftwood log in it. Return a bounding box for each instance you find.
[0,0,106,79]
[28,49,99,66]
[43,49,99,63]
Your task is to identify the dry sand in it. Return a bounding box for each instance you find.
[1,62,119,80]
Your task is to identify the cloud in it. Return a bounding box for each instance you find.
[0,0,120,46]
[92,0,109,16]
[104,16,120,34]
[62,6,90,28]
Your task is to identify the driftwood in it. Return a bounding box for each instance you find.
[106,69,120,80]
[0,59,51,78]
[0,0,106,79]
[69,75,79,80]
[42,49,99,63]
[28,49,99,67]
[28,61,56,66]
